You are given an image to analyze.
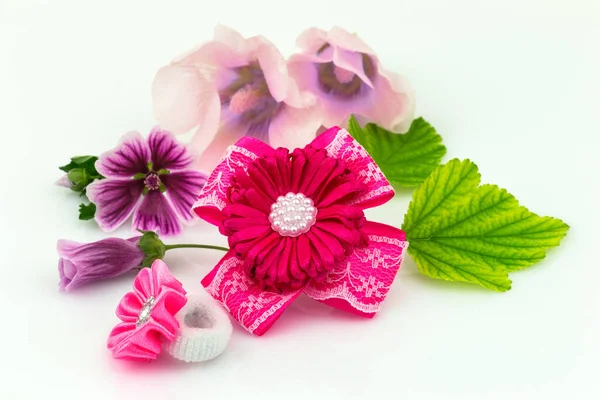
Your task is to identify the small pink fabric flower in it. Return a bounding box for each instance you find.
[87,127,207,236]
[193,126,408,336]
[107,259,187,361]
[288,27,415,132]
[152,25,322,172]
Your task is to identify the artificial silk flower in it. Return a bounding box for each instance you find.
[57,236,144,291]
[87,127,208,236]
[193,126,408,336]
[152,25,322,172]
[288,26,415,133]
[107,259,187,361]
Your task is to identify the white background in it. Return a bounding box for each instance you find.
[1,0,599,398]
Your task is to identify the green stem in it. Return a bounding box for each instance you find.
[164,244,229,252]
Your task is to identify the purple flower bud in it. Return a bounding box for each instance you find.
[57,236,144,291]
[56,174,74,188]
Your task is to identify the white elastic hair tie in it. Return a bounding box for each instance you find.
[164,290,232,362]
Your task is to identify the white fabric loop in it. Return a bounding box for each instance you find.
[164,291,232,362]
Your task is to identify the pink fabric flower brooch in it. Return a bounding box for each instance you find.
[193,126,408,336]
[107,260,232,362]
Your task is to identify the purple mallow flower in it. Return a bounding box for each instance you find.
[58,237,144,291]
[87,127,207,236]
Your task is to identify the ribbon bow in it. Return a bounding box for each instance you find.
[193,127,408,336]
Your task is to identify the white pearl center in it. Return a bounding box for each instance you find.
[268,192,317,237]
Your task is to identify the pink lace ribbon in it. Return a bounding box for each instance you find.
[193,127,408,336]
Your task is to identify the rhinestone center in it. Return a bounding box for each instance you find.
[268,192,317,237]
[136,296,156,328]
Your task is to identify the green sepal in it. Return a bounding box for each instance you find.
[402,159,569,292]
[347,115,446,187]
[157,169,170,175]
[59,155,104,193]
[132,172,146,180]
[78,203,96,220]
[137,230,166,268]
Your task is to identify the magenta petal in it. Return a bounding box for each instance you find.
[86,178,144,232]
[310,127,395,209]
[96,131,151,178]
[133,190,182,236]
[304,221,407,316]
[116,292,143,322]
[107,322,161,361]
[147,127,194,171]
[192,136,275,226]
[162,170,208,221]
[150,259,187,296]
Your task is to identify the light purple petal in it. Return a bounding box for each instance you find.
[162,170,208,221]
[147,127,194,171]
[133,190,182,236]
[86,178,144,232]
[96,131,151,178]
[56,174,73,188]
[57,237,144,291]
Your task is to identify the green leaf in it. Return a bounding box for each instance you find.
[347,115,446,187]
[59,155,99,173]
[402,159,569,292]
[78,203,96,220]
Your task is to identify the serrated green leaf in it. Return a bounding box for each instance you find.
[402,159,569,292]
[347,115,446,187]
[78,202,96,220]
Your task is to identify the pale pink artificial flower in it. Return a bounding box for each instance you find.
[152,25,322,172]
[107,259,187,361]
[288,27,415,132]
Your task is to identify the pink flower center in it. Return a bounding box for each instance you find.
[229,85,261,115]
[333,66,356,84]
[144,173,161,190]
[269,193,317,237]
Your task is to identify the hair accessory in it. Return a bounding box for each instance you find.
[192,126,408,336]
[107,259,187,361]
[164,291,232,362]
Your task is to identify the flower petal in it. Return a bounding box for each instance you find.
[192,135,275,226]
[363,69,415,133]
[310,127,395,209]
[304,221,408,316]
[296,27,329,54]
[116,291,143,322]
[152,64,221,136]
[95,131,150,178]
[133,190,182,237]
[332,47,373,88]
[107,322,161,361]
[268,103,322,151]
[147,127,194,171]
[86,179,144,232]
[150,259,187,297]
[202,251,304,336]
[251,35,289,102]
[327,26,375,55]
[162,170,207,221]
